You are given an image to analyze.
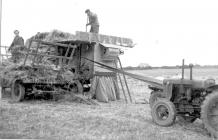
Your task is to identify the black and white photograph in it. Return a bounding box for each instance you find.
[0,0,218,139]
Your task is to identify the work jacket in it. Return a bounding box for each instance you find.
[10,36,24,47]
[88,12,99,26]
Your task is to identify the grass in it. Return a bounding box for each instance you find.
[0,68,218,140]
[0,100,213,140]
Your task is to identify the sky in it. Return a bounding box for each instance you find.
[1,0,218,67]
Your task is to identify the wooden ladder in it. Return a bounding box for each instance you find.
[114,57,133,103]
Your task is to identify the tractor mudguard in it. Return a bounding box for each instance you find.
[163,82,173,100]
[206,84,218,92]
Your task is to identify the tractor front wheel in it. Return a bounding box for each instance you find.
[151,99,176,126]
[11,80,25,102]
[201,91,218,138]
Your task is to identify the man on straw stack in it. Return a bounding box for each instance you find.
[85,9,99,33]
[8,30,24,63]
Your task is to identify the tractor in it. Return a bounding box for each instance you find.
[67,56,218,137]
[149,60,218,137]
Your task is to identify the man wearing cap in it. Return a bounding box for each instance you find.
[85,9,99,33]
[8,30,24,62]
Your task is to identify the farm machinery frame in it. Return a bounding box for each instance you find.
[1,39,84,102]
[0,31,134,102]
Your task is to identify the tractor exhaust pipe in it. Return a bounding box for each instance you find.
[189,63,193,80]
[182,59,184,80]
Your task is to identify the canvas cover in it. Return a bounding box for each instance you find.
[91,76,119,102]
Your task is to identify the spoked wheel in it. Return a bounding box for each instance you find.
[151,99,176,126]
[149,91,164,108]
[201,92,218,138]
[11,80,25,102]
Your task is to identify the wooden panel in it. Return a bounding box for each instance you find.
[93,43,116,73]
[75,31,134,48]
[32,39,77,48]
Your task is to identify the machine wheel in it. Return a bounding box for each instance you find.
[72,80,83,94]
[149,91,164,108]
[11,80,25,102]
[77,82,83,94]
[151,99,176,126]
[201,91,218,138]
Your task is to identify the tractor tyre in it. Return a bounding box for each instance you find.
[11,80,25,102]
[151,99,176,126]
[201,91,218,138]
[149,91,164,108]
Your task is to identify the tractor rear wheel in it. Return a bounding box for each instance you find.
[11,80,25,102]
[151,99,176,126]
[149,91,164,108]
[201,91,218,138]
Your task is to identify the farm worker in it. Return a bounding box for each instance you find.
[8,30,24,63]
[85,9,99,33]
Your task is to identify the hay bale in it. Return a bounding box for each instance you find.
[25,29,75,47]
[43,30,76,42]
[0,62,77,88]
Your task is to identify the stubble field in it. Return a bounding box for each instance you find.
[0,68,218,140]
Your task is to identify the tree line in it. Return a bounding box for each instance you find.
[123,64,218,70]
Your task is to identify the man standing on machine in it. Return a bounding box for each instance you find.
[85,9,99,33]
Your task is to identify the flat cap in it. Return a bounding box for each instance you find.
[14,30,19,34]
[85,9,90,13]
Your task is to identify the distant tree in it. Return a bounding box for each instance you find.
[138,63,152,69]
